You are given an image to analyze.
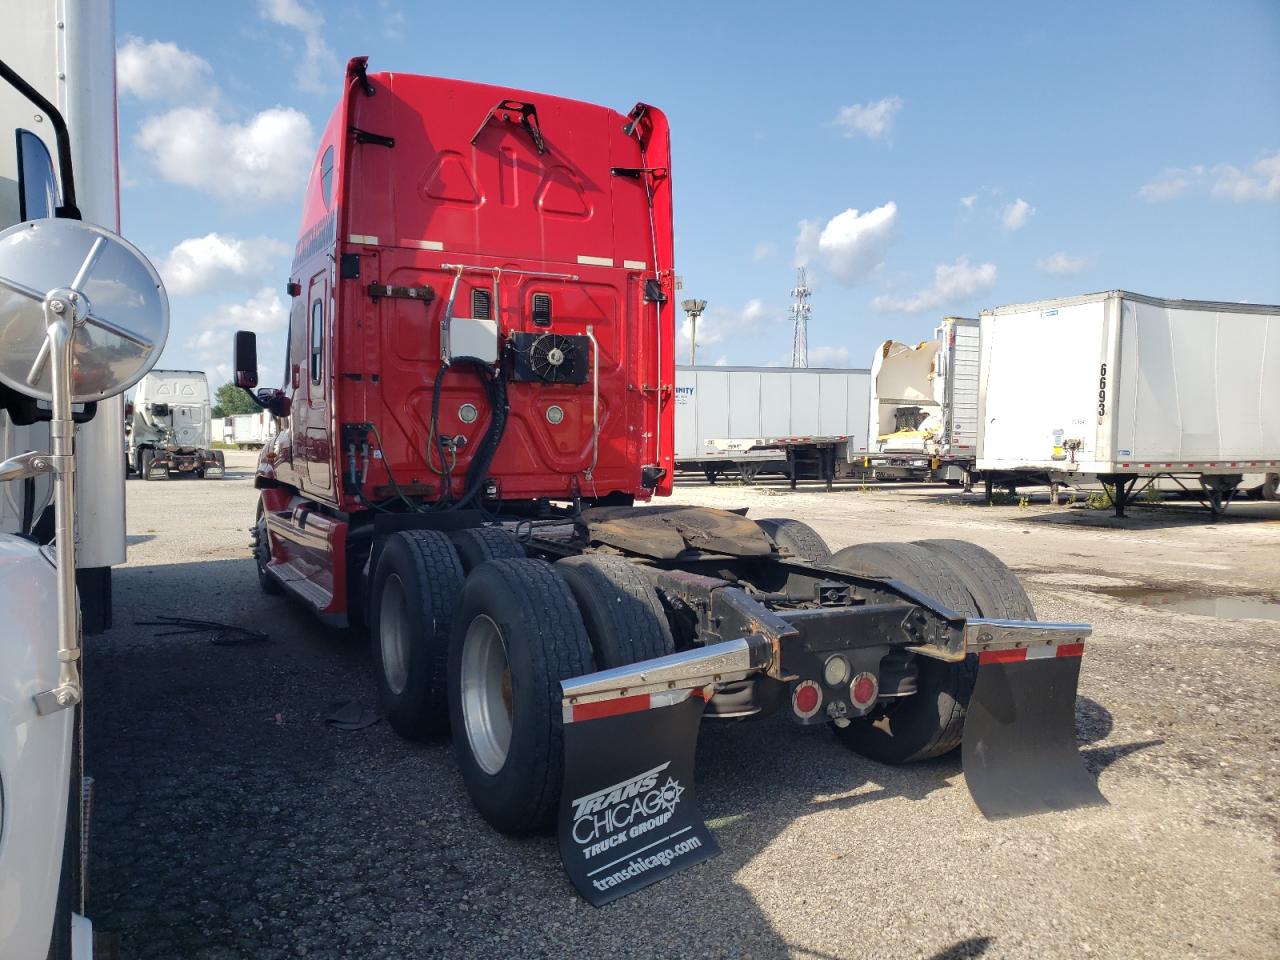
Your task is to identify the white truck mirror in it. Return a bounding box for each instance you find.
[0,216,168,714]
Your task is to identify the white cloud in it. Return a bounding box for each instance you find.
[1138,152,1280,203]
[137,106,314,201]
[117,37,215,103]
[1001,197,1034,232]
[1037,251,1087,275]
[198,287,289,333]
[831,97,903,140]
[678,298,776,353]
[713,355,729,367]
[161,233,291,296]
[1138,166,1202,202]
[1211,151,1280,202]
[960,194,977,210]
[808,345,850,366]
[752,241,776,262]
[259,0,338,94]
[795,202,897,285]
[872,257,997,314]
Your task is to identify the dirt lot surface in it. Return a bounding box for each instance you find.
[87,454,1279,959]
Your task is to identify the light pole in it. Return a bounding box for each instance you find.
[681,298,707,365]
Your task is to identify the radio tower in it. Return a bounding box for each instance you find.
[789,267,811,368]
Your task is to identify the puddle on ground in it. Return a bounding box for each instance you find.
[1094,586,1280,621]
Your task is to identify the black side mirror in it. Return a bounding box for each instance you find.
[234,330,259,389]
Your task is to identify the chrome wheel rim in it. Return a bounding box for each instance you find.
[379,573,410,695]
[460,614,512,775]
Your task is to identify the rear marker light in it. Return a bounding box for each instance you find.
[792,680,822,719]
[850,672,878,709]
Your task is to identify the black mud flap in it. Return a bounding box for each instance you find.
[961,647,1107,819]
[559,695,720,906]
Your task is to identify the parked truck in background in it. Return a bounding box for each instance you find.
[230,410,275,449]
[0,0,126,635]
[675,364,870,484]
[863,317,979,484]
[978,290,1280,515]
[236,58,1104,906]
[126,369,225,480]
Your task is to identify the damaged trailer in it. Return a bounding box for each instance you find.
[236,58,1107,906]
[861,317,980,484]
[978,291,1280,516]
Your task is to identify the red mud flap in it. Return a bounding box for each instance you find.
[559,692,720,906]
[961,642,1108,819]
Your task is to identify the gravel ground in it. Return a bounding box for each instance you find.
[86,454,1280,959]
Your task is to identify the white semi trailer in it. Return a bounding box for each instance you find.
[674,364,870,487]
[0,2,170,957]
[0,0,126,634]
[862,317,980,483]
[978,290,1280,516]
[230,410,275,449]
[126,369,225,479]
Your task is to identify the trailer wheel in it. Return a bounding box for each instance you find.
[913,539,1035,619]
[372,530,465,739]
[448,559,592,834]
[827,542,980,763]
[252,501,282,595]
[556,555,675,667]
[451,526,524,573]
[756,517,832,562]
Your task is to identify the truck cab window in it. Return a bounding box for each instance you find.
[15,129,58,220]
[320,145,334,209]
[310,299,323,384]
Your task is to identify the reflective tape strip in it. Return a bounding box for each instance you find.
[401,239,443,250]
[348,234,379,245]
[979,642,1085,666]
[623,259,647,270]
[563,687,696,724]
[577,255,614,267]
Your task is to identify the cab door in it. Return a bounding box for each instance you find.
[302,271,333,493]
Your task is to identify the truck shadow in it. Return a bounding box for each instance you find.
[85,555,1153,960]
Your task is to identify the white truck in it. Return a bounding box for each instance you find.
[862,317,979,483]
[0,3,170,958]
[978,290,1280,516]
[230,410,275,449]
[674,364,871,487]
[126,369,225,479]
[0,0,127,635]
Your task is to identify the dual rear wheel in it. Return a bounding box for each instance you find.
[370,528,674,834]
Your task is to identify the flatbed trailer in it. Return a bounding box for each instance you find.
[235,58,1107,905]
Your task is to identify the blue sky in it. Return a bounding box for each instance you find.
[116,0,1280,385]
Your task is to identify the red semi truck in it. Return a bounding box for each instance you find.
[235,58,1104,905]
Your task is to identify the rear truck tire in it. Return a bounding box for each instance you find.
[555,555,675,668]
[371,530,465,739]
[450,526,525,573]
[252,501,282,595]
[755,517,833,562]
[448,558,593,834]
[827,542,980,763]
[138,447,154,479]
[209,449,226,478]
[913,539,1036,619]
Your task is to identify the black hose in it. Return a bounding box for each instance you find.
[427,357,508,511]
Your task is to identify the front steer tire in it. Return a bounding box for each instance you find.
[371,530,465,739]
[252,501,282,595]
[827,542,980,763]
[448,559,593,835]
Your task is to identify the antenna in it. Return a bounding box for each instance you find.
[789,267,811,368]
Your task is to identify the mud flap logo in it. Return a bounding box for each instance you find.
[559,696,719,906]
